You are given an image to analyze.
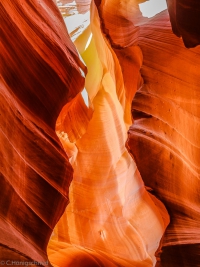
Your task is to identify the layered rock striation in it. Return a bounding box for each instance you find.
[1,0,200,266]
[127,9,200,267]
[166,0,200,48]
[0,0,85,264]
[49,1,169,266]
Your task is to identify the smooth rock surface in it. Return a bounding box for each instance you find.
[0,0,85,264]
[1,0,200,266]
[127,10,200,267]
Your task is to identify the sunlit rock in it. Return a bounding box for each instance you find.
[0,0,85,263]
[49,1,169,267]
[1,0,200,266]
[127,9,200,267]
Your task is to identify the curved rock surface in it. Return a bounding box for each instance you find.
[48,1,169,267]
[127,10,200,267]
[0,0,85,264]
[166,0,200,48]
[1,0,200,266]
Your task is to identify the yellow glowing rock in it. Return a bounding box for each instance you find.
[49,1,169,266]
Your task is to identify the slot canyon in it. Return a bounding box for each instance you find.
[0,0,200,266]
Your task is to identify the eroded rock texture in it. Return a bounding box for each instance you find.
[49,1,169,267]
[1,0,200,267]
[166,0,200,48]
[0,0,85,264]
[127,10,200,267]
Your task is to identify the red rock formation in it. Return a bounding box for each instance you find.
[0,0,85,264]
[91,1,200,265]
[166,0,200,48]
[48,1,169,267]
[1,0,200,266]
[127,10,200,267]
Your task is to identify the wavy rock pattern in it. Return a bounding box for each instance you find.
[0,0,85,264]
[48,1,169,267]
[1,0,200,266]
[166,0,200,48]
[127,10,200,267]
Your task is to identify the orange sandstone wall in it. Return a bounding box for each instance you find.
[0,0,85,264]
[166,0,200,48]
[49,1,169,267]
[127,9,200,267]
[1,0,200,266]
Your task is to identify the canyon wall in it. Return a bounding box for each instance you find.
[0,0,85,264]
[0,0,200,266]
[127,9,200,267]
